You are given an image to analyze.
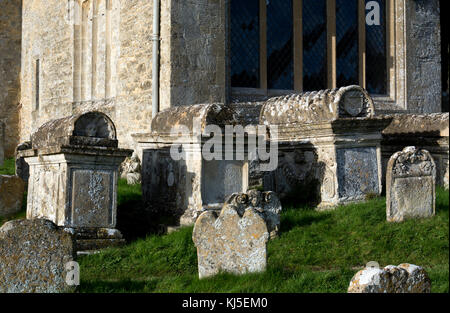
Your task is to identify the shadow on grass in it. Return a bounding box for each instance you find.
[78,279,157,293]
[279,211,332,234]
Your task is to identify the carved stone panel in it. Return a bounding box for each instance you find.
[70,169,114,228]
[337,147,379,201]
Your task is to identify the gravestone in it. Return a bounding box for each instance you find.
[348,263,431,293]
[17,112,132,251]
[0,175,25,217]
[192,203,269,279]
[224,190,282,239]
[386,146,436,222]
[0,219,76,293]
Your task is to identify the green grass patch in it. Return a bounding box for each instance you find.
[78,186,449,293]
[0,158,15,175]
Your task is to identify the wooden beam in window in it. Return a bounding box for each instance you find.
[358,0,366,88]
[327,0,336,89]
[293,0,302,92]
[387,0,395,99]
[259,0,267,92]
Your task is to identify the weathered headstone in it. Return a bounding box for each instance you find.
[0,219,76,293]
[386,146,436,222]
[16,112,132,251]
[0,175,25,217]
[348,263,431,293]
[120,151,142,185]
[224,190,282,239]
[192,204,269,279]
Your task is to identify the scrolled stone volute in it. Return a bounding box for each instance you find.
[31,111,118,150]
[260,85,375,126]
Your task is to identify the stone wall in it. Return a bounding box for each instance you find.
[18,0,227,151]
[405,0,442,113]
[0,0,21,157]
[162,0,227,110]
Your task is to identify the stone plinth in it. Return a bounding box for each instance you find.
[0,219,76,293]
[18,112,132,251]
[260,85,391,208]
[386,146,436,222]
[0,175,25,217]
[192,203,269,279]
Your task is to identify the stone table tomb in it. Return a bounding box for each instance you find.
[17,112,132,251]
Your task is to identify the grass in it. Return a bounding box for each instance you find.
[77,186,449,293]
[0,158,27,224]
[0,158,16,175]
[1,157,448,293]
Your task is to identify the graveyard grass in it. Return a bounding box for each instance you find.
[1,158,448,293]
[77,184,449,293]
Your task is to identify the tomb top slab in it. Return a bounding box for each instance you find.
[31,112,118,150]
[260,85,375,126]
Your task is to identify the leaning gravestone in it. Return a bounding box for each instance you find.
[386,146,436,222]
[348,263,431,293]
[192,203,269,279]
[0,219,76,293]
[0,175,25,217]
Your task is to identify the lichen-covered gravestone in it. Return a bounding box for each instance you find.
[0,175,25,217]
[386,146,436,222]
[348,263,431,293]
[192,202,269,279]
[0,219,76,293]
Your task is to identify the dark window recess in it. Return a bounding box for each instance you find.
[267,0,293,90]
[35,59,40,110]
[336,0,359,87]
[366,0,387,95]
[303,0,327,91]
[231,0,260,88]
[441,0,449,112]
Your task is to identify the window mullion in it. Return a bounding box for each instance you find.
[259,0,267,93]
[293,0,303,92]
[327,0,336,89]
[358,0,366,89]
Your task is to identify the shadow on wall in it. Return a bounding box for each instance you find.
[263,143,327,208]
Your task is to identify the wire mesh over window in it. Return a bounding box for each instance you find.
[303,0,327,92]
[336,0,359,87]
[267,0,294,90]
[366,0,387,95]
[231,0,260,88]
